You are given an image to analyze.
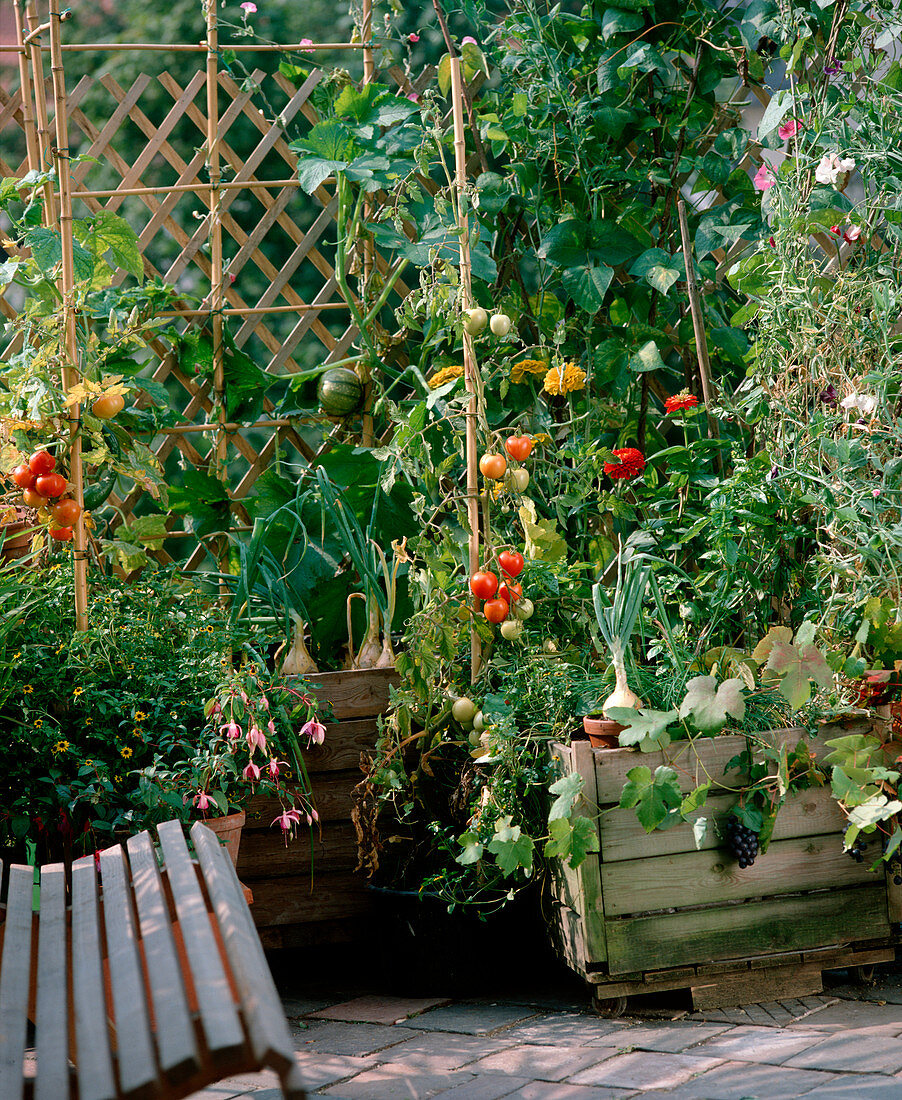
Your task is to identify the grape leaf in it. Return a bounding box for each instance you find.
[548,772,584,821]
[848,794,902,829]
[606,706,678,750]
[831,765,881,808]
[619,765,682,833]
[456,830,483,866]
[487,816,535,876]
[679,676,746,732]
[766,640,833,709]
[751,625,793,664]
[692,816,708,849]
[543,815,599,868]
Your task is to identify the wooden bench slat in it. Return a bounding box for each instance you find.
[191,824,306,1098]
[98,845,158,1100]
[71,857,117,1100]
[125,831,200,1083]
[0,864,35,1100]
[155,820,246,1057]
[34,865,69,1100]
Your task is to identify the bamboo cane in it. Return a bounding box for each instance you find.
[451,57,481,684]
[12,1,41,176]
[48,2,88,630]
[65,179,302,199]
[2,40,371,53]
[677,199,720,443]
[25,2,57,225]
[155,303,349,317]
[359,0,376,448]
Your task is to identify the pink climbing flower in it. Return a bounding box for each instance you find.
[778,118,802,140]
[243,761,261,781]
[220,720,241,741]
[194,790,212,810]
[240,2,257,13]
[299,38,315,53]
[844,225,862,242]
[461,36,477,45]
[408,33,420,43]
[300,718,326,745]
[246,723,267,754]
[753,162,776,191]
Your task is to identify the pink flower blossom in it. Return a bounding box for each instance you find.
[266,758,287,778]
[272,808,302,832]
[243,761,261,781]
[409,33,420,43]
[778,118,802,140]
[768,236,775,248]
[300,718,326,745]
[830,225,841,236]
[210,701,222,716]
[844,225,862,242]
[247,724,267,754]
[299,37,315,53]
[873,489,882,498]
[240,691,248,704]
[407,92,420,103]
[259,695,269,710]
[267,718,277,734]
[194,790,212,810]
[240,2,257,13]
[461,36,477,45]
[220,720,241,740]
[753,162,776,192]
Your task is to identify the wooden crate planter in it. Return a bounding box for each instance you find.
[549,735,898,1011]
[238,668,398,949]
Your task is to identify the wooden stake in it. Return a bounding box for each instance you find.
[1,40,370,53]
[13,1,41,177]
[25,2,58,225]
[677,199,720,443]
[359,0,376,448]
[451,57,481,684]
[48,2,88,630]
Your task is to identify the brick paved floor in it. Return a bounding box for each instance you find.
[192,965,902,1099]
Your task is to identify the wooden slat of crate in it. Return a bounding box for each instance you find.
[600,785,846,862]
[603,883,890,975]
[245,770,360,826]
[244,871,374,928]
[601,833,875,916]
[690,963,825,1010]
[306,669,399,720]
[303,719,380,773]
[238,820,359,880]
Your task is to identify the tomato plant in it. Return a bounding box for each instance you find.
[51,498,82,526]
[21,488,47,508]
[464,306,488,335]
[504,435,532,461]
[479,453,507,480]
[92,393,125,419]
[11,465,35,489]
[498,550,525,578]
[469,570,498,600]
[483,597,509,623]
[49,526,74,541]
[35,473,67,498]
[28,451,56,476]
[489,313,512,338]
[498,581,522,605]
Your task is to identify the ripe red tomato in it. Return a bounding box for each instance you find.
[51,498,82,526]
[504,435,533,461]
[11,464,36,489]
[35,472,67,498]
[483,598,510,623]
[478,453,507,480]
[498,550,525,578]
[498,581,522,605]
[28,450,56,476]
[50,526,74,542]
[22,488,47,508]
[469,571,498,600]
[92,393,126,419]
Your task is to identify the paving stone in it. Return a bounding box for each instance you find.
[208,1069,279,1091]
[318,1064,476,1098]
[511,1083,637,1099]
[690,1024,827,1064]
[783,1032,902,1073]
[466,1042,618,1081]
[435,1074,535,1099]
[600,1022,733,1053]
[786,1000,902,1034]
[281,996,344,1019]
[291,1051,381,1089]
[372,1033,517,1073]
[307,995,453,1026]
[803,1075,902,1099]
[657,1059,837,1099]
[291,1019,421,1057]
[411,1003,539,1035]
[569,1051,724,1090]
[497,1013,630,1047]
[688,997,838,1027]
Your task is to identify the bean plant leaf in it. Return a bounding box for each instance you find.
[679,676,746,732]
[628,340,666,373]
[605,706,678,750]
[25,227,62,273]
[619,765,683,833]
[487,816,534,877]
[561,262,614,312]
[766,640,833,709]
[548,771,584,821]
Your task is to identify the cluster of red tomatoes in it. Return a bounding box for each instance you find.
[477,434,533,482]
[470,549,533,635]
[10,450,82,541]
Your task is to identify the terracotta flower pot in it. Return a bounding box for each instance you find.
[582,716,626,749]
[203,810,245,868]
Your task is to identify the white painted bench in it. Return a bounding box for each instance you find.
[0,819,306,1100]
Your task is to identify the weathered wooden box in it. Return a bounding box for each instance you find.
[239,667,398,950]
[549,734,899,1010]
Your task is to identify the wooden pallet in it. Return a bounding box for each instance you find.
[237,667,398,949]
[548,733,900,1011]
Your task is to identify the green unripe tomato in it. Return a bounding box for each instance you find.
[489,313,512,337]
[451,696,477,723]
[510,468,529,492]
[473,710,486,732]
[514,597,534,620]
[468,730,481,747]
[500,619,523,640]
[464,307,488,335]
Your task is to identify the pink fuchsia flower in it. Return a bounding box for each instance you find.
[300,718,327,745]
[220,720,241,740]
[243,761,261,781]
[266,758,287,778]
[299,38,315,53]
[194,790,212,810]
[408,33,420,43]
[267,718,277,735]
[272,809,302,844]
[407,92,420,103]
[461,36,477,45]
[873,489,882,498]
[209,700,222,716]
[247,724,267,754]
[753,162,776,191]
[259,695,269,710]
[240,3,257,13]
[778,118,802,140]
[844,225,862,242]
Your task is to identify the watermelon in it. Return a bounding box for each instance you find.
[317,368,363,416]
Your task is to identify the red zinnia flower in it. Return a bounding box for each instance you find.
[604,447,646,480]
[665,392,699,413]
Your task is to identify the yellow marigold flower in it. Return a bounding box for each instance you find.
[13,651,21,660]
[23,684,34,693]
[85,718,93,726]
[73,686,84,697]
[427,363,464,389]
[33,719,43,728]
[532,432,552,444]
[134,711,147,721]
[510,358,549,384]
[120,746,133,759]
[543,361,587,396]
[52,740,69,754]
